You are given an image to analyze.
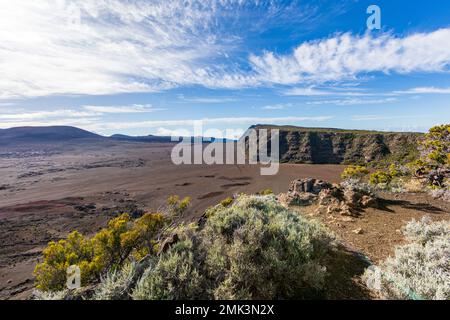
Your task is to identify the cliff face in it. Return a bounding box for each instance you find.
[251,125,421,164]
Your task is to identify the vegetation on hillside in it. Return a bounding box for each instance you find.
[340,124,450,200]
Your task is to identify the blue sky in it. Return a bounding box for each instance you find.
[0,0,449,138]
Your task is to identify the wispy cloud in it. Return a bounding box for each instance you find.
[307,97,397,106]
[83,104,164,113]
[282,87,336,96]
[0,118,101,129]
[91,116,333,130]
[177,95,238,104]
[250,29,450,85]
[0,1,250,99]
[262,103,293,110]
[0,110,99,120]
[394,87,450,94]
[2,2,450,100]
[351,115,426,121]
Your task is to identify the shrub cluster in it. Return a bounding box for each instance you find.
[132,195,336,300]
[340,125,449,198]
[341,165,369,181]
[369,171,392,186]
[34,196,191,292]
[258,188,274,195]
[364,217,449,300]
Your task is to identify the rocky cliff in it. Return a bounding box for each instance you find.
[250,125,422,165]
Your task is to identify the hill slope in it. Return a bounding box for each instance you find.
[110,134,172,143]
[0,126,103,146]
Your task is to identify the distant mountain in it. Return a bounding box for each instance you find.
[110,134,173,143]
[0,126,226,147]
[0,126,103,146]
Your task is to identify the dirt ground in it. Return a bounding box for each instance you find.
[0,141,344,300]
[293,192,450,300]
[0,141,448,300]
[298,192,450,263]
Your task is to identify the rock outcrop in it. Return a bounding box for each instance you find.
[278,178,331,206]
[279,178,378,217]
[248,125,421,164]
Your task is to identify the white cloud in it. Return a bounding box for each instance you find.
[351,115,424,121]
[92,116,333,130]
[0,117,101,129]
[0,0,259,99]
[394,87,450,94]
[250,29,450,85]
[282,87,336,96]
[0,110,99,120]
[307,97,397,106]
[0,104,164,123]
[282,86,392,97]
[262,103,293,110]
[177,95,238,104]
[83,104,164,113]
[156,127,245,140]
[2,2,450,99]
[156,127,181,137]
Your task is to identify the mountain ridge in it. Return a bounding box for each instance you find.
[0,125,422,165]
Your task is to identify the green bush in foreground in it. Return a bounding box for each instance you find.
[364,217,450,300]
[133,195,335,300]
[34,196,191,292]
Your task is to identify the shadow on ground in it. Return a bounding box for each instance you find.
[324,245,374,300]
[377,199,444,214]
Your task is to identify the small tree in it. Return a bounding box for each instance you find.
[411,125,450,187]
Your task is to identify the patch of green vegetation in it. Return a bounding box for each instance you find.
[34,196,191,292]
[133,195,336,300]
[341,165,369,180]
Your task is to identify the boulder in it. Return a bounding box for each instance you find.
[281,178,378,218]
[289,178,332,195]
[278,192,317,207]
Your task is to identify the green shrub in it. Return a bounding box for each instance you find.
[35,212,167,292]
[421,124,450,166]
[220,197,234,207]
[132,239,206,300]
[258,188,274,195]
[167,195,192,218]
[388,164,404,177]
[133,195,335,300]
[34,231,100,291]
[93,262,137,300]
[341,165,369,180]
[369,171,392,185]
[364,217,450,300]
[32,290,71,300]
